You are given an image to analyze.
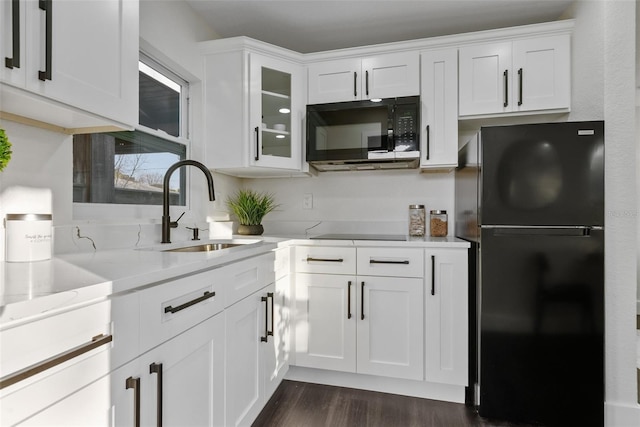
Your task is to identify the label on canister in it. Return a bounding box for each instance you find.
[5,214,53,262]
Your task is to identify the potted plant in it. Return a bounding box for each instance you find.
[226,189,279,235]
[0,128,12,172]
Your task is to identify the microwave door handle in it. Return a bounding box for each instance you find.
[387,129,394,151]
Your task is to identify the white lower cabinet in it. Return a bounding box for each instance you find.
[294,246,424,381]
[424,248,469,386]
[14,314,225,427]
[225,281,288,427]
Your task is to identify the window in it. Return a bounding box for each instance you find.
[73,55,189,206]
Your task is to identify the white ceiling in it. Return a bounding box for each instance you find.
[184,0,574,53]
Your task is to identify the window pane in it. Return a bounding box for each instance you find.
[73,131,187,205]
[139,61,181,137]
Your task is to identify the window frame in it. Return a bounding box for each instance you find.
[73,52,193,222]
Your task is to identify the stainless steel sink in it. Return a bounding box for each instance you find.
[163,243,244,252]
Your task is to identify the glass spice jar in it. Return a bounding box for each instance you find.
[408,205,426,237]
[430,210,448,237]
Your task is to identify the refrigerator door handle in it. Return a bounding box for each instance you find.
[484,225,601,237]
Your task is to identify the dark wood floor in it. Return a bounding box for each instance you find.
[252,380,535,427]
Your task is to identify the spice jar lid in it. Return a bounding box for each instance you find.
[409,204,425,209]
[430,210,447,214]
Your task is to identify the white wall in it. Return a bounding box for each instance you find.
[246,169,455,237]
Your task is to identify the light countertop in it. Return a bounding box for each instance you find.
[0,235,470,327]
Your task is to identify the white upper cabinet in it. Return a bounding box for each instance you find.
[0,0,138,132]
[201,38,306,177]
[459,33,570,117]
[420,48,458,169]
[307,51,420,104]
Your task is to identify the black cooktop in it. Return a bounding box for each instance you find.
[310,233,407,241]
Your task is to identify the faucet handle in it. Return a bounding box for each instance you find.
[170,211,186,229]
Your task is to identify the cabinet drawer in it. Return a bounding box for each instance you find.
[139,268,225,353]
[0,294,138,394]
[222,252,276,308]
[357,247,424,278]
[295,246,356,275]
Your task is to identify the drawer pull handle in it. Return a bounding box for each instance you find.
[369,259,410,265]
[0,334,113,390]
[306,256,344,263]
[164,291,215,314]
[149,363,163,427]
[125,376,141,427]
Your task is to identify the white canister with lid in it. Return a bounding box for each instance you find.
[5,214,53,262]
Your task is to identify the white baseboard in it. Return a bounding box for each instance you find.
[285,365,466,404]
[605,401,640,427]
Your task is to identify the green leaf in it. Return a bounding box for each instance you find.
[226,189,279,226]
[0,128,12,172]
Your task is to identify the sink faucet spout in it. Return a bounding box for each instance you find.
[162,160,215,243]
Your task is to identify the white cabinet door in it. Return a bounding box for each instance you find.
[141,314,225,427]
[362,52,420,100]
[294,273,357,372]
[307,58,361,104]
[512,35,570,112]
[459,34,570,117]
[307,52,419,104]
[356,276,424,380]
[420,48,458,169]
[225,287,267,427]
[264,279,290,400]
[458,42,512,116]
[250,53,303,170]
[1,0,138,130]
[425,248,468,386]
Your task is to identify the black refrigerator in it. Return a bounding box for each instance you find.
[455,121,604,427]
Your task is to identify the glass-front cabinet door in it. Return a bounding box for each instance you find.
[250,54,302,170]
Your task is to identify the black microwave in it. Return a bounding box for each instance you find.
[306,96,420,170]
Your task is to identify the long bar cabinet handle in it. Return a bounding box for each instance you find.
[254,126,260,161]
[347,281,352,319]
[38,0,52,81]
[353,71,357,97]
[261,295,269,342]
[503,69,508,107]
[431,255,436,296]
[517,68,523,106]
[164,291,215,314]
[149,362,163,427]
[306,256,344,263]
[267,292,274,337]
[426,125,430,161]
[360,281,365,320]
[5,0,20,69]
[365,70,369,96]
[369,259,410,265]
[125,376,141,427]
[0,334,113,390]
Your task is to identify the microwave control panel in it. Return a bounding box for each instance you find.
[394,104,418,151]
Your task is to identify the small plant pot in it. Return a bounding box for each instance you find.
[237,224,264,236]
